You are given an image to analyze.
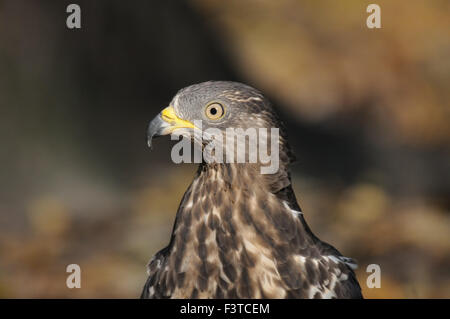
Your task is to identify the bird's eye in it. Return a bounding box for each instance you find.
[205,102,225,120]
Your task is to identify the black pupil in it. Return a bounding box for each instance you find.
[210,107,217,115]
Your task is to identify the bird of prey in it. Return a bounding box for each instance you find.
[142,81,362,299]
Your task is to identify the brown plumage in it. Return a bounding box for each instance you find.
[142,81,362,298]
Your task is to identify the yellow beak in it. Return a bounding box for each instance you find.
[160,106,195,131]
[147,106,196,148]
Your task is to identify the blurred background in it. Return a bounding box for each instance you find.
[0,0,449,298]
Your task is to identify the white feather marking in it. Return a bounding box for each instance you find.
[294,255,306,265]
[283,201,303,217]
[173,94,180,109]
[328,255,358,270]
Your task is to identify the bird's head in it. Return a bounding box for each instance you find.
[148,81,294,176]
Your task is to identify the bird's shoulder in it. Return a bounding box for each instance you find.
[291,241,362,299]
[141,246,171,299]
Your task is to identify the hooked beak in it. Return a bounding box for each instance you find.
[147,106,196,148]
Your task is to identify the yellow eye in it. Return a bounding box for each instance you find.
[205,102,225,120]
